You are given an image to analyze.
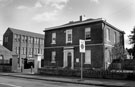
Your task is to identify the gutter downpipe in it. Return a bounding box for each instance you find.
[102,21,106,70]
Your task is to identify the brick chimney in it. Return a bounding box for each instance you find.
[80,15,82,21]
[79,15,86,21]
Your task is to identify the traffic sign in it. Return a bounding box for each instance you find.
[79,40,85,53]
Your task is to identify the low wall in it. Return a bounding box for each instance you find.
[0,64,12,72]
[38,68,134,80]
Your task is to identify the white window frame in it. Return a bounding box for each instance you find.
[85,50,91,64]
[51,32,56,44]
[114,32,117,44]
[66,29,72,43]
[51,51,56,63]
[85,27,91,41]
[106,28,110,41]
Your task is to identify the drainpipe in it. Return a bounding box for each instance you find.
[102,21,106,70]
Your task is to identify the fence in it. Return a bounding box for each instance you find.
[38,68,135,80]
[0,64,12,72]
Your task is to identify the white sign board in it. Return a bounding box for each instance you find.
[79,40,85,53]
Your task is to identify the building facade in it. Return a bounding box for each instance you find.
[3,27,44,69]
[44,18,125,70]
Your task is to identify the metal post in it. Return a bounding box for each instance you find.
[81,53,83,80]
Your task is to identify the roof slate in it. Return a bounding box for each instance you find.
[44,18,124,34]
[8,27,44,38]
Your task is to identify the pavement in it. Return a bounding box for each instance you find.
[0,72,134,87]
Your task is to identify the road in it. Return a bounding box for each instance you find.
[0,76,103,87]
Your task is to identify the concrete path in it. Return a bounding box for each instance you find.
[0,72,134,87]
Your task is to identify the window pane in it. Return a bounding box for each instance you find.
[106,28,110,41]
[85,50,91,64]
[85,28,91,40]
[52,33,56,44]
[66,29,72,43]
[51,51,56,63]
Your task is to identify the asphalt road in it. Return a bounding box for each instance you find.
[0,76,103,87]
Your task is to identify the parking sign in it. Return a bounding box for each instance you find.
[79,40,85,53]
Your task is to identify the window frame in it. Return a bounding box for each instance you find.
[85,27,91,41]
[51,32,56,44]
[85,50,91,64]
[106,28,110,41]
[114,31,117,44]
[51,51,56,63]
[66,29,72,43]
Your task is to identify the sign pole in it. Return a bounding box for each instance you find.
[81,53,83,80]
[79,39,85,81]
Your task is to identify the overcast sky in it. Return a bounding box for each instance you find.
[0,0,134,48]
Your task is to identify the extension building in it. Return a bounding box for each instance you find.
[3,27,44,69]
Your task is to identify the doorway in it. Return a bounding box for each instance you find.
[63,49,74,69]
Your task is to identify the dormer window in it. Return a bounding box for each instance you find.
[66,29,72,43]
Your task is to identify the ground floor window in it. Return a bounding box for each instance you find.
[85,50,91,64]
[51,51,56,63]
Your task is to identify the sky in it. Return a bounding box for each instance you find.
[0,0,134,48]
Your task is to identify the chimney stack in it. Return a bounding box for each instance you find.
[80,15,82,21]
[79,15,86,21]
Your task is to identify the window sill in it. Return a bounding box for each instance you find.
[84,63,91,64]
[66,41,72,44]
[51,42,56,44]
[85,39,91,41]
[51,61,56,63]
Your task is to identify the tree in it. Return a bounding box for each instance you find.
[129,26,135,59]
[111,43,126,60]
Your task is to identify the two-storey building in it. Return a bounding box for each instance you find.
[3,27,44,69]
[44,17,125,70]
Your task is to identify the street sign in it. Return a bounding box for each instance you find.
[79,40,85,53]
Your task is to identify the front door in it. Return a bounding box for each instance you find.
[63,49,74,69]
[67,52,72,68]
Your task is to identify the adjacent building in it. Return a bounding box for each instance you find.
[3,27,44,69]
[44,17,125,70]
[0,44,12,64]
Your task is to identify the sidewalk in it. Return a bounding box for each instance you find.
[0,72,133,87]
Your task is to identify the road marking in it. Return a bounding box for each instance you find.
[0,83,22,87]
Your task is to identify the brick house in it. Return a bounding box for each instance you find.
[3,27,44,68]
[44,17,125,70]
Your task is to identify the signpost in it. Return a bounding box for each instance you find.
[79,40,85,80]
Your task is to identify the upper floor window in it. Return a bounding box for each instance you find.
[114,32,117,44]
[21,35,25,42]
[14,34,17,41]
[85,27,91,40]
[51,33,56,44]
[40,38,44,45]
[34,38,39,44]
[5,37,8,42]
[66,29,72,43]
[30,37,33,43]
[14,34,20,41]
[106,28,110,41]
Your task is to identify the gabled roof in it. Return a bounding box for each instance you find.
[44,18,125,34]
[8,27,44,38]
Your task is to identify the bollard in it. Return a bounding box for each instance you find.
[31,66,33,74]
